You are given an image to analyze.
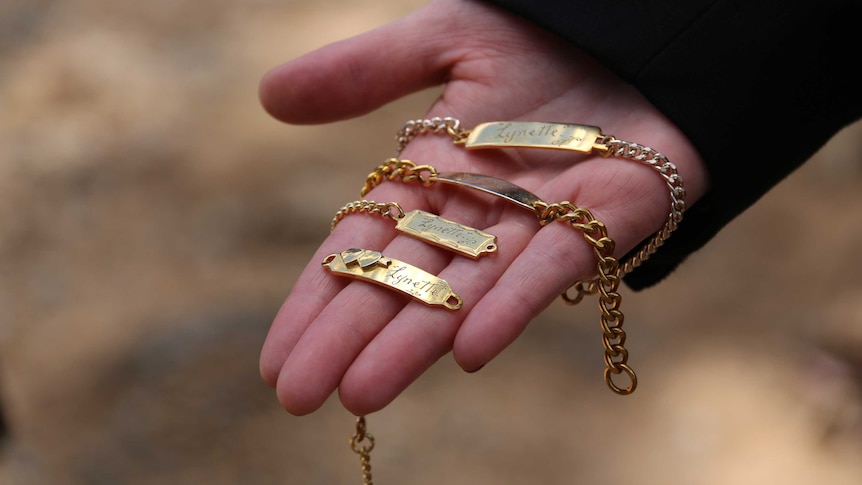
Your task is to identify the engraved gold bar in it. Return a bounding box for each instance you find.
[395,209,497,259]
[464,121,606,153]
[433,172,543,212]
[322,248,463,310]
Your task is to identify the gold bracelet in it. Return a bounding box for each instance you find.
[393,117,686,276]
[331,200,498,259]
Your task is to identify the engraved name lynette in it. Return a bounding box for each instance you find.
[412,215,481,244]
[384,265,450,297]
[493,122,580,146]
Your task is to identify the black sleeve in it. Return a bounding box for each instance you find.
[481,0,862,290]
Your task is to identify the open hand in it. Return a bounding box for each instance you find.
[258,0,707,416]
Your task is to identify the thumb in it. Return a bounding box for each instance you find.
[259,1,459,125]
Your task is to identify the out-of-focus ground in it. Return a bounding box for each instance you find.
[1,1,862,484]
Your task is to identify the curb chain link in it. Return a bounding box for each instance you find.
[396,117,469,154]
[534,201,636,395]
[361,158,438,197]
[331,200,405,231]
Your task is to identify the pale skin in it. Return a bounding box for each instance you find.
[258,0,708,416]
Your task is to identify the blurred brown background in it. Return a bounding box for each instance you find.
[1,1,862,484]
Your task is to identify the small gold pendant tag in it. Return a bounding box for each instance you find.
[465,121,605,153]
[395,210,497,259]
[323,248,463,310]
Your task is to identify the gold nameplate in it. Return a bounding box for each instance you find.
[395,210,497,259]
[465,121,606,153]
[322,248,463,310]
[434,172,543,212]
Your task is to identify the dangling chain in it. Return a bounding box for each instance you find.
[350,416,375,485]
[533,201,636,394]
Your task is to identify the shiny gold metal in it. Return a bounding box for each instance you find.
[465,121,607,153]
[361,160,544,213]
[350,416,374,485]
[331,200,497,259]
[361,158,438,197]
[322,248,463,310]
[396,209,497,259]
[433,172,543,212]
[533,201,636,395]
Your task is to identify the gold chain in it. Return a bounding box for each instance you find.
[350,416,375,485]
[331,200,405,230]
[361,158,438,197]
[395,117,469,154]
[533,201,636,394]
